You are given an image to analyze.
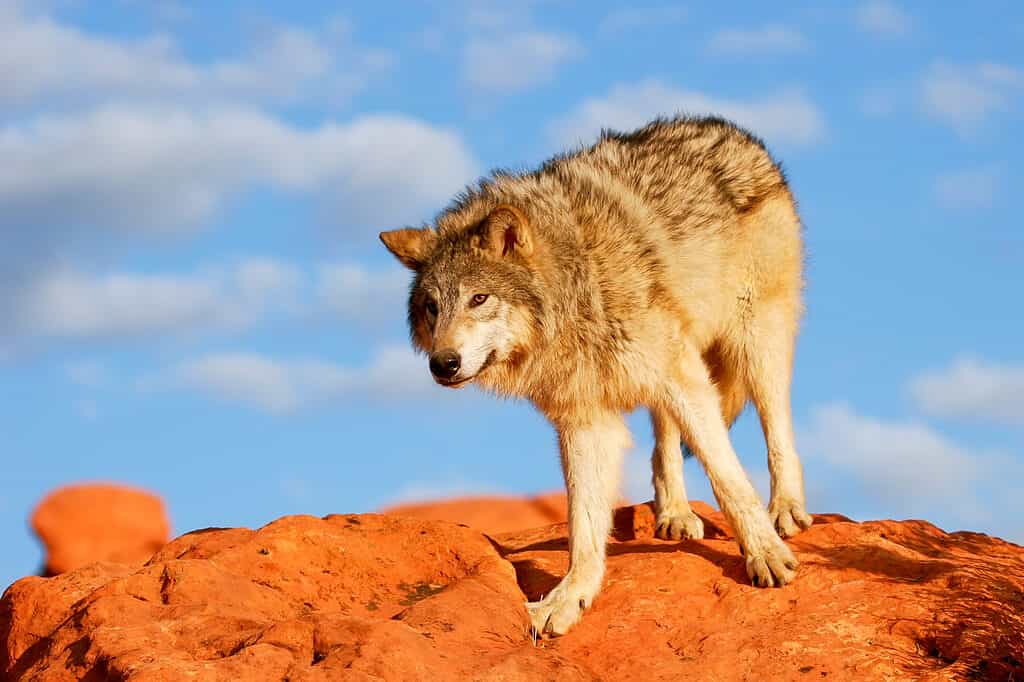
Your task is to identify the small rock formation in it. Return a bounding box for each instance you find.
[2,502,1022,680]
[381,492,567,534]
[31,483,171,575]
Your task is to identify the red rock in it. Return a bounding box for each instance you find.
[31,483,171,575]
[2,503,1022,681]
[381,492,568,535]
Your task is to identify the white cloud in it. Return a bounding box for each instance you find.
[910,356,1024,426]
[463,31,582,93]
[798,403,1024,540]
[317,264,411,327]
[0,5,394,108]
[798,404,1020,540]
[932,168,1000,209]
[18,270,242,339]
[1,258,413,349]
[920,61,1024,134]
[598,6,687,35]
[0,7,447,289]
[855,1,913,38]
[800,403,984,507]
[174,353,338,414]
[235,258,304,302]
[12,258,301,341]
[164,345,434,414]
[705,25,810,57]
[0,106,478,235]
[549,80,825,147]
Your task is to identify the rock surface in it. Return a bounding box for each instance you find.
[381,492,567,535]
[31,483,171,576]
[3,501,1023,681]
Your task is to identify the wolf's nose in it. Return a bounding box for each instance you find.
[429,350,461,379]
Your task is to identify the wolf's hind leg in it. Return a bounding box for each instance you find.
[650,409,704,540]
[526,411,629,636]
[662,343,797,588]
[742,305,812,538]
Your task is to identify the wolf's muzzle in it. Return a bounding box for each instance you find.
[429,349,461,380]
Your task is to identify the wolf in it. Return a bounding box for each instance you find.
[380,116,812,637]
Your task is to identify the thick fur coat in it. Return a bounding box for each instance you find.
[381,116,811,636]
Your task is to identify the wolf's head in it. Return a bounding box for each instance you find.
[380,205,543,390]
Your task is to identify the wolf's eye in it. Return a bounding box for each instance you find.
[470,293,489,307]
[425,299,438,317]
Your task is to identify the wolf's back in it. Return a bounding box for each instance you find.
[592,116,790,216]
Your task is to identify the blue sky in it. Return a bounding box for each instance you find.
[1,0,1022,589]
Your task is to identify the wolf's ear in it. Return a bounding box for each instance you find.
[379,227,435,270]
[479,205,532,258]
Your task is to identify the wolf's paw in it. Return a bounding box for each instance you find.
[769,497,812,538]
[525,572,600,637]
[744,534,798,588]
[655,507,704,540]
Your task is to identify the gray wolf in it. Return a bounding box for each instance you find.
[380,116,812,636]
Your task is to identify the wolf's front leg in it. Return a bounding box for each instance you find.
[526,412,629,636]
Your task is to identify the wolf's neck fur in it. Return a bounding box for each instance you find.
[461,173,648,416]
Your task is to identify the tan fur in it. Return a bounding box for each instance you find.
[381,116,812,636]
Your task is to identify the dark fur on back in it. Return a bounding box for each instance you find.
[441,116,785,223]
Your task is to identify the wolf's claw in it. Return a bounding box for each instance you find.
[769,498,812,538]
[744,535,798,587]
[655,508,705,540]
[525,572,599,637]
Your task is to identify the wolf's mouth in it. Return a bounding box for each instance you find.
[436,350,496,388]
[437,376,473,388]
